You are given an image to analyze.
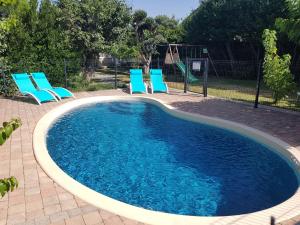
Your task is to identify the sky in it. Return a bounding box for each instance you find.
[125,0,200,20]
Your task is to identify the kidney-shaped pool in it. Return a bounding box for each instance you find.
[45,99,298,217]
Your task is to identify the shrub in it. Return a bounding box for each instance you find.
[262,29,296,103]
[0,72,17,97]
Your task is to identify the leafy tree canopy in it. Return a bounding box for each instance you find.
[155,15,183,43]
[276,0,300,46]
[58,0,131,66]
[132,10,166,73]
[183,0,286,44]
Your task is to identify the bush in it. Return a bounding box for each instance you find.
[262,29,296,103]
[0,72,17,97]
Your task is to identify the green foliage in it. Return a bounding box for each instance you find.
[1,0,131,91]
[276,0,300,45]
[0,0,29,95]
[155,15,183,43]
[110,23,139,59]
[5,0,79,85]
[0,176,18,197]
[1,0,184,91]
[183,0,286,43]
[0,118,22,145]
[262,29,295,103]
[132,10,168,73]
[68,74,113,91]
[58,0,131,67]
[110,42,139,60]
[0,65,17,97]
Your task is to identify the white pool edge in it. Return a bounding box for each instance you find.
[33,96,300,225]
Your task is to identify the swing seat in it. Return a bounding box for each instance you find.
[164,53,173,64]
[164,45,180,64]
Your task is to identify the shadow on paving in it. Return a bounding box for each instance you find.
[169,98,300,147]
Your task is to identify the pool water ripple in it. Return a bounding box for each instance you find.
[47,101,298,216]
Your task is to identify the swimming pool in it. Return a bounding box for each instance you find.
[34,97,300,225]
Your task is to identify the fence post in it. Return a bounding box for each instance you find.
[184,57,188,93]
[203,59,209,97]
[254,60,262,108]
[114,58,117,89]
[64,59,67,88]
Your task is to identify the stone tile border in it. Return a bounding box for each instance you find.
[33,96,300,225]
[0,89,299,225]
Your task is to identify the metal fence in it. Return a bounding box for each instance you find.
[1,57,299,111]
[100,58,299,111]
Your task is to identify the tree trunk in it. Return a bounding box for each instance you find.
[142,55,152,75]
[84,53,96,81]
[143,62,150,75]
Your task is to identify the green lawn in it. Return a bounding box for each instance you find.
[167,77,300,111]
[75,71,300,111]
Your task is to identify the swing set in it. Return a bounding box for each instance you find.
[157,44,218,84]
[153,44,216,96]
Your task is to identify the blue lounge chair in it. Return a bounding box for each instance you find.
[129,69,148,94]
[31,72,74,100]
[150,69,169,94]
[12,73,58,105]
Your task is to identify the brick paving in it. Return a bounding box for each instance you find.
[0,89,299,225]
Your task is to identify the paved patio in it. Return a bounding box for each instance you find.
[0,89,299,225]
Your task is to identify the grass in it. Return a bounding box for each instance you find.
[68,72,300,111]
[68,74,114,92]
[96,68,129,76]
[167,77,300,111]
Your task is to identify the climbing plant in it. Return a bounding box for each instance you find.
[0,177,18,197]
[0,118,21,197]
[0,118,22,145]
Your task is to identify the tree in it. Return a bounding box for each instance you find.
[276,0,300,46]
[5,0,42,72]
[155,15,183,43]
[182,0,286,60]
[132,10,166,74]
[4,0,75,87]
[262,29,295,103]
[33,0,76,85]
[0,0,29,95]
[110,33,139,60]
[58,0,131,76]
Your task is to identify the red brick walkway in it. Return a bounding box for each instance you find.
[0,89,299,225]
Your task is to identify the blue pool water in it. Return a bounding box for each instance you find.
[47,101,298,216]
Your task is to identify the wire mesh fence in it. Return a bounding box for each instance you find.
[1,56,299,111]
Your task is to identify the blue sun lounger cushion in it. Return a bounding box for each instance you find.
[31,72,74,100]
[129,69,148,94]
[150,69,169,94]
[12,73,57,105]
